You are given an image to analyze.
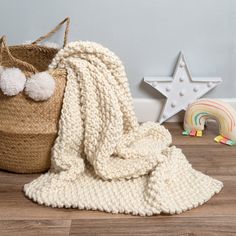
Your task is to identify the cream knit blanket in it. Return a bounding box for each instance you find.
[24,41,223,215]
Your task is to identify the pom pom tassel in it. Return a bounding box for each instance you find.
[0,68,26,96]
[25,72,55,101]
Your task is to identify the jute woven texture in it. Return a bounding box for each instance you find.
[0,18,69,173]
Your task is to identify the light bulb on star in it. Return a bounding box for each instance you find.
[144,52,222,123]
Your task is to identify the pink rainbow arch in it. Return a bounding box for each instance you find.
[184,99,236,141]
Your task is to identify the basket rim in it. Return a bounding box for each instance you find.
[7,44,60,53]
[1,43,62,73]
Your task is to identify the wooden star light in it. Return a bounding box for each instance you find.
[144,52,222,123]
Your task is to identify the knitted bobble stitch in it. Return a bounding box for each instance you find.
[24,41,223,216]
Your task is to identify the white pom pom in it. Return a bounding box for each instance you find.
[0,68,26,96]
[25,72,55,101]
[41,42,60,49]
[0,66,4,75]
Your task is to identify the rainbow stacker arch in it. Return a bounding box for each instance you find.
[183,99,236,146]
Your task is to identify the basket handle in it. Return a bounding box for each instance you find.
[32,17,70,47]
[0,36,38,73]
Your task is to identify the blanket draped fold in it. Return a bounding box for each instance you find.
[24,41,223,215]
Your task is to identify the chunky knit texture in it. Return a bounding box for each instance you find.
[24,41,223,216]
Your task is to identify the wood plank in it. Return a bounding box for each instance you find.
[0,122,235,236]
[179,147,236,175]
[166,122,236,175]
[0,220,71,236]
[70,217,236,236]
[166,122,230,145]
[0,175,234,220]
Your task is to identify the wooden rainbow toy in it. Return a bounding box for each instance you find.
[183,99,236,146]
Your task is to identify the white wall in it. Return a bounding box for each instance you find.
[0,0,235,98]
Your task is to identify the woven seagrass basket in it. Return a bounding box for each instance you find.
[0,18,70,173]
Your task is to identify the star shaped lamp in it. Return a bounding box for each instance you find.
[144,52,222,124]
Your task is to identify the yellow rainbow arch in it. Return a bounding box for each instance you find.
[184,99,236,142]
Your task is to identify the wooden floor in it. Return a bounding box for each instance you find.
[0,122,236,236]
